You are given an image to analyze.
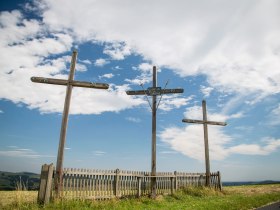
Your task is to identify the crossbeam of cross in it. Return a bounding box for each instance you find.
[126,66,184,198]
[182,100,227,187]
[31,50,109,196]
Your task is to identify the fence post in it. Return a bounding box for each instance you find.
[38,164,54,204]
[170,177,174,195]
[174,171,178,191]
[114,169,120,197]
[198,174,204,187]
[217,171,222,191]
[137,176,142,197]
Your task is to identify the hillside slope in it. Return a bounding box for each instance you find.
[0,171,40,190]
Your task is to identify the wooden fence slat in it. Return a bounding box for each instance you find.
[43,167,223,201]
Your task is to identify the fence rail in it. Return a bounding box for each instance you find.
[60,168,222,199]
[38,164,222,203]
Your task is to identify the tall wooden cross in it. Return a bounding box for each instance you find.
[182,100,227,187]
[126,66,184,198]
[31,50,109,195]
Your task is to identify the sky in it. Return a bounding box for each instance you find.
[0,0,279,182]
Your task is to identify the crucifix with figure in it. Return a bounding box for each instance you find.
[126,66,184,198]
[182,100,227,187]
[31,50,109,195]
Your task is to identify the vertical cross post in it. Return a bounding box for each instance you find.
[31,50,109,196]
[151,66,157,198]
[126,66,184,198]
[55,50,77,195]
[202,100,210,187]
[182,100,227,187]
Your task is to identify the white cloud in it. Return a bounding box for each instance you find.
[0,110,3,114]
[158,95,193,111]
[160,125,232,161]
[228,137,280,155]
[99,73,114,79]
[125,77,150,86]
[103,42,131,60]
[0,146,55,159]
[160,125,280,161]
[138,63,153,73]
[183,104,243,122]
[200,85,214,98]
[37,0,280,97]
[81,59,92,65]
[161,105,280,160]
[267,103,280,126]
[94,58,109,67]
[113,66,122,70]
[272,104,280,115]
[93,151,106,156]
[73,84,146,114]
[159,151,178,154]
[0,10,149,115]
[125,63,153,85]
[161,106,239,160]
[126,117,141,123]
[75,63,87,72]
[1,1,280,116]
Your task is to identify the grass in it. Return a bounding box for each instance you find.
[1,184,280,210]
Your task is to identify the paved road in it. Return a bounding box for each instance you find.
[256,201,280,210]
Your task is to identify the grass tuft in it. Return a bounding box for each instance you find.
[1,184,280,210]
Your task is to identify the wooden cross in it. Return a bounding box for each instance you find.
[182,100,227,187]
[126,66,184,198]
[31,50,109,195]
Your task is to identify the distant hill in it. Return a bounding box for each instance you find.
[0,171,40,190]
[223,180,280,186]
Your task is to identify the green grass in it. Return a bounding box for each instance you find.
[1,184,280,210]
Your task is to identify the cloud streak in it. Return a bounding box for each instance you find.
[0,146,55,159]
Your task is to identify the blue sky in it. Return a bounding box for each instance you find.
[0,0,279,182]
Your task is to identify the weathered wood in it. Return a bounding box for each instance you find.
[151,66,157,198]
[170,177,174,195]
[137,177,142,197]
[38,164,54,205]
[174,171,178,191]
[31,77,109,89]
[218,171,222,191]
[114,169,120,197]
[182,100,227,187]
[182,119,227,126]
[31,50,109,197]
[58,168,222,200]
[55,50,77,196]
[126,88,184,95]
[126,66,184,199]
[202,100,211,187]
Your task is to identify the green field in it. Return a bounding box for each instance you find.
[1,184,280,210]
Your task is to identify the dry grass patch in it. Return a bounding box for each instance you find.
[224,184,280,195]
[0,191,37,208]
